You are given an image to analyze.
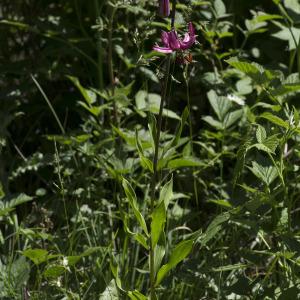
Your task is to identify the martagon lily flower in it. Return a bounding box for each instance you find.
[159,0,170,17]
[153,22,196,54]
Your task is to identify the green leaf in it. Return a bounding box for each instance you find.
[212,263,248,272]
[202,116,223,129]
[99,280,119,300]
[67,75,96,104]
[122,215,149,249]
[127,290,148,300]
[155,239,194,286]
[153,244,166,278]
[167,157,204,168]
[151,177,172,247]
[223,109,243,128]
[151,202,166,248]
[201,212,230,246]
[248,161,278,186]
[0,193,33,217]
[110,256,123,291]
[207,90,231,121]
[260,112,289,129]
[159,177,173,209]
[43,265,65,278]
[135,130,153,172]
[22,248,48,265]
[122,178,149,235]
[256,125,267,143]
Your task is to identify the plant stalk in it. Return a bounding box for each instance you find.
[149,2,176,298]
[149,56,171,300]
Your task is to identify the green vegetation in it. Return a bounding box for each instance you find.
[2,0,300,299]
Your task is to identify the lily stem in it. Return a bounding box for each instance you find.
[149,55,171,300]
[149,1,176,298]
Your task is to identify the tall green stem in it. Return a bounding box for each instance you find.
[149,2,176,298]
[149,56,171,299]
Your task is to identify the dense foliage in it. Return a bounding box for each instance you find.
[2,0,300,299]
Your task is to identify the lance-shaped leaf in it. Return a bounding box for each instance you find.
[151,178,173,247]
[155,239,194,286]
[122,178,149,236]
[135,130,153,173]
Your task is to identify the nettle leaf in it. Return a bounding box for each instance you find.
[202,116,223,129]
[122,178,148,236]
[201,212,230,246]
[271,83,300,97]
[256,125,267,143]
[260,112,289,129]
[155,239,194,286]
[223,109,243,128]
[207,90,231,121]
[248,161,278,186]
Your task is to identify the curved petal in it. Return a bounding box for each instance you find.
[153,45,173,53]
[179,36,196,50]
[188,22,195,36]
[161,31,170,48]
[168,31,180,50]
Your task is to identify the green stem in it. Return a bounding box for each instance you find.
[107,4,118,124]
[149,56,171,299]
[184,65,199,206]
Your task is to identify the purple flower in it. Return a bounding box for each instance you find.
[159,0,170,17]
[153,22,196,54]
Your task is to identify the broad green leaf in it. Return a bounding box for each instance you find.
[214,0,226,17]
[226,58,264,84]
[260,112,289,129]
[122,178,149,235]
[248,161,278,186]
[22,248,48,265]
[155,239,193,286]
[43,265,65,278]
[207,90,231,121]
[202,116,223,129]
[99,279,119,300]
[223,109,243,128]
